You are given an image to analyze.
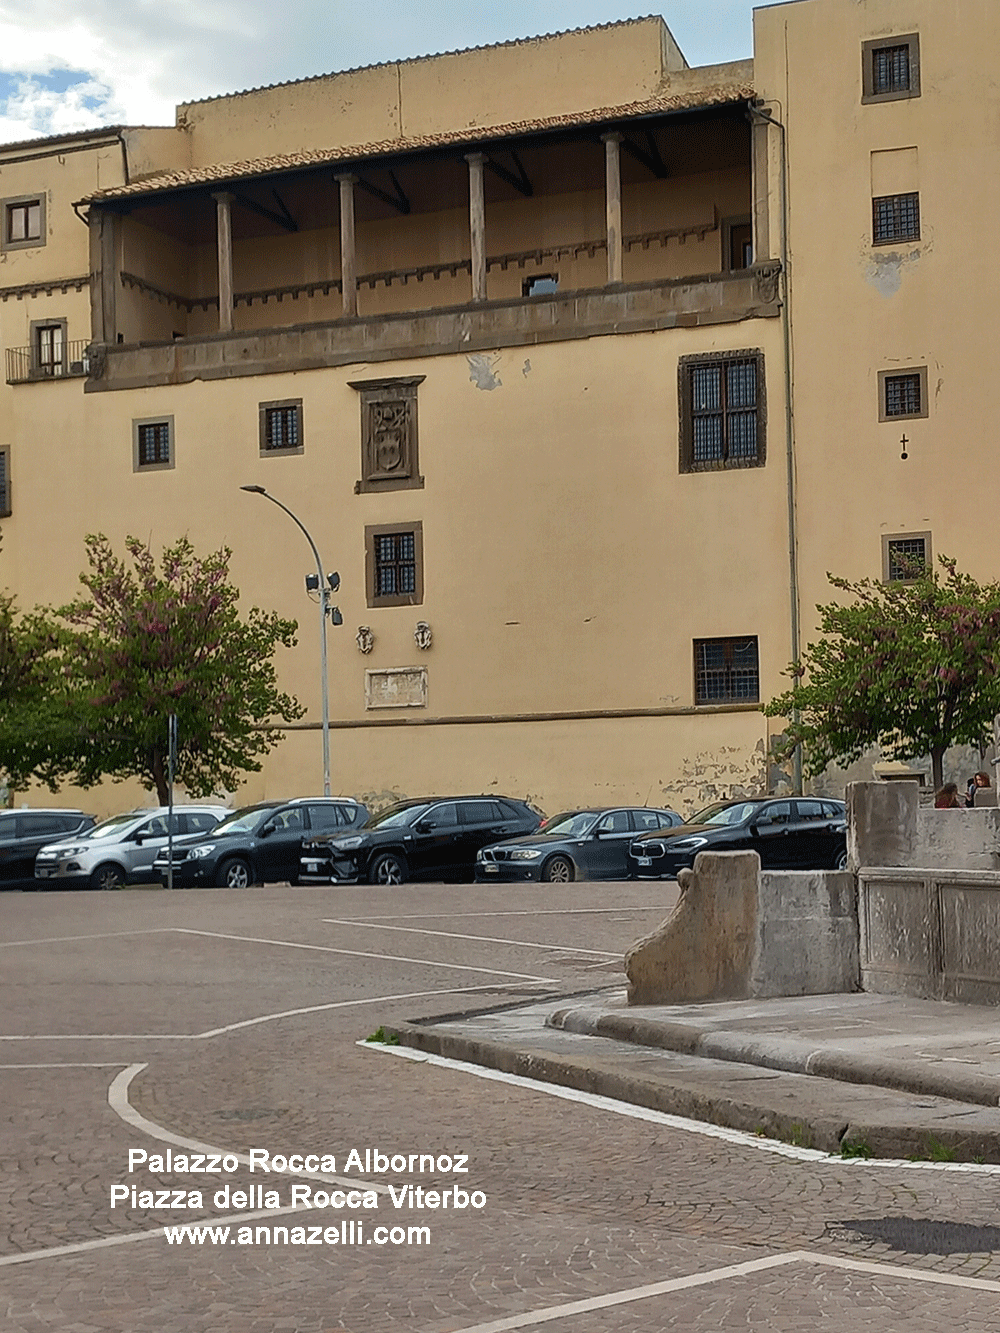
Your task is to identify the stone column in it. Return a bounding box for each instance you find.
[213,192,234,333]
[89,209,117,345]
[602,132,623,286]
[336,173,358,318]
[465,153,487,303]
[751,115,772,263]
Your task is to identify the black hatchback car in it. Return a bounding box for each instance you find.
[299,796,543,885]
[476,806,682,884]
[0,808,95,889]
[153,797,368,888]
[628,797,848,880]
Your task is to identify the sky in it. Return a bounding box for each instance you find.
[0,1,759,145]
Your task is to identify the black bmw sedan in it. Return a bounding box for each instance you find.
[476,806,682,884]
[627,797,847,880]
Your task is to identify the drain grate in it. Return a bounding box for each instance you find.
[828,1217,1000,1255]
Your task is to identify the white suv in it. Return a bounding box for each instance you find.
[34,805,230,890]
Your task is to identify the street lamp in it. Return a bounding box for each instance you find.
[240,485,339,797]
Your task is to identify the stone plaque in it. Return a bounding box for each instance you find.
[365,666,427,710]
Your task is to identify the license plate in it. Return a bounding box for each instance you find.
[36,867,53,877]
[483,864,498,873]
[305,862,319,873]
[635,856,652,866]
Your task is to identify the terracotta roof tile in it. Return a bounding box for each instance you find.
[81,82,754,205]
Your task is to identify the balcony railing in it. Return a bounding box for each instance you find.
[5,340,90,385]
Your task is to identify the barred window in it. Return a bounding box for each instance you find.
[680,352,765,472]
[883,532,931,583]
[259,400,303,454]
[863,35,920,103]
[694,637,759,705]
[0,446,10,517]
[873,192,920,244]
[132,416,174,472]
[873,45,910,94]
[365,523,424,608]
[884,374,920,417]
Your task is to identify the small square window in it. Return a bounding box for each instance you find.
[259,399,303,455]
[0,446,10,517]
[694,637,760,705]
[1,194,45,252]
[523,274,559,297]
[679,351,765,472]
[873,192,920,245]
[862,34,920,104]
[878,366,928,421]
[365,523,424,608]
[132,416,174,472]
[349,375,425,494]
[882,532,931,582]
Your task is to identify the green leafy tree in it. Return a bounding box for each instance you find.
[765,557,1000,790]
[56,534,304,805]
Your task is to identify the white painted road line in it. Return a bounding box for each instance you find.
[321,918,620,958]
[361,1041,1000,1175]
[172,927,555,982]
[0,929,170,949]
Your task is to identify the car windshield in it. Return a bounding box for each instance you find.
[686,802,760,827]
[364,803,434,830]
[79,813,149,841]
[210,807,274,836]
[539,811,599,838]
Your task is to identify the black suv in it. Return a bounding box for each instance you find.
[300,796,543,885]
[0,808,95,889]
[153,797,368,889]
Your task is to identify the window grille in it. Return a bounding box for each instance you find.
[694,637,760,705]
[872,45,910,94]
[374,531,417,599]
[884,373,922,417]
[137,422,171,467]
[873,192,920,244]
[0,447,9,517]
[682,354,762,470]
[887,537,927,581]
[263,404,300,451]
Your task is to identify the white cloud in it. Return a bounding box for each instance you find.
[0,2,756,143]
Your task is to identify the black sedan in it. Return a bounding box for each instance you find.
[628,797,847,879]
[153,797,368,888]
[476,806,682,884]
[299,796,543,886]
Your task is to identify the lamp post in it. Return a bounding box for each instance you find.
[240,485,336,797]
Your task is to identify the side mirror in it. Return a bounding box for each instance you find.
[414,820,430,833]
[259,823,274,839]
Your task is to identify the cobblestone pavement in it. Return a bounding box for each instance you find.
[3,883,1000,1331]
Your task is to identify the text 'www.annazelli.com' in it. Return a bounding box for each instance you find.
[164,1220,430,1247]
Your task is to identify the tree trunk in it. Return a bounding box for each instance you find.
[151,750,169,807]
[931,745,945,792]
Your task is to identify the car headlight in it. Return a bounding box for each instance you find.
[667,836,709,850]
[329,836,364,851]
[51,844,86,857]
[189,845,216,859]
[508,849,542,861]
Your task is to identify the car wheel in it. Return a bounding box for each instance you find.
[542,855,574,884]
[369,852,407,886]
[90,862,125,891]
[834,849,849,871]
[217,858,252,889]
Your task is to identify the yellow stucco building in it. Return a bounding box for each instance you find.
[0,1,983,816]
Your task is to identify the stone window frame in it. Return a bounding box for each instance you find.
[364,521,424,609]
[0,445,10,517]
[1,193,46,252]
[882,531,931,583]
[678,349,766,473]
[258,398,304,456]
[132,415,175,473]
[878,366,928,422]
[349,375,425,494]
[29,317,68,377]
[862,33,920,104]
